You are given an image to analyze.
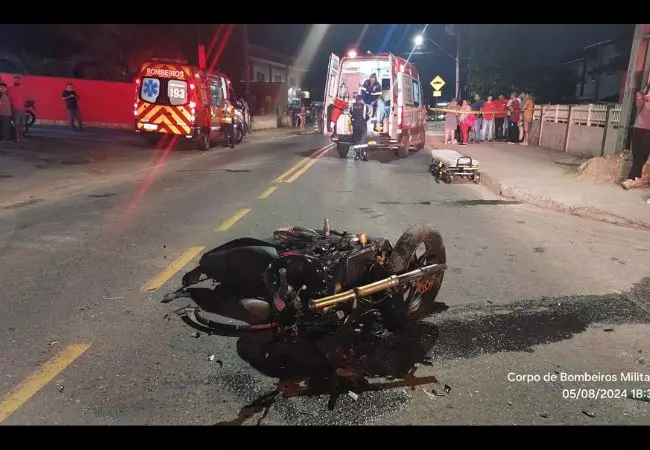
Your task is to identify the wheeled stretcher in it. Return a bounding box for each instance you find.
[429,149,481,184]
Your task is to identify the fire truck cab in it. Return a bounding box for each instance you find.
[322,52,427,158]
[134,59,244,150]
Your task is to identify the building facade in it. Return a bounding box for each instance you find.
[561,40,626,104]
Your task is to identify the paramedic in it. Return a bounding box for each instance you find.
[360,73,384,123]
[223,99,236,149]
[351,94,369,161]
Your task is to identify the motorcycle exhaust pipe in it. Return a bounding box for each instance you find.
[309,263,447,311]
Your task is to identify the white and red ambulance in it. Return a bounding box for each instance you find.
[322,51,427,158]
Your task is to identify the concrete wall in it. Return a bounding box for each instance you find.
[536,120,621,157]
[251,114,279,131]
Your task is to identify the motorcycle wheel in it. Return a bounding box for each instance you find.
[384,224,446,328]
[25,111,36,134]
[235,127,243,143]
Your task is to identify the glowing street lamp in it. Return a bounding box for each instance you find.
[347,50,357,58]
[413,35,424,46]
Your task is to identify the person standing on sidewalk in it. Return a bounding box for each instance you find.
[7,76,28,144]
[471,94,484,142]
[494,95,507,141]
[521,93,535,146]
[62,83,83,131]
[480,96,496,142]
[458,100,473,145]
[622,89,650,190]
[0,83,12,144]
[507,93,521,144]
[444,98,459,144]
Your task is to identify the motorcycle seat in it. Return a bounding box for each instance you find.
[199,241,280,297]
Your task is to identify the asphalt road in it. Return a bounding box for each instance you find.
[0,128,649,425]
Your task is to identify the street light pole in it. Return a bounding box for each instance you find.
[455,28,460,99]
[413,32,460,98]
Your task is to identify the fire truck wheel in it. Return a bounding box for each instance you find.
[197,133,211,151]
[397,145,409,158]
[336,143,349,158]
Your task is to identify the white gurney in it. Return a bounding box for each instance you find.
[429,149,481,184]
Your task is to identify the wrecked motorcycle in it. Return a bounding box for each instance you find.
[169,220,447,377]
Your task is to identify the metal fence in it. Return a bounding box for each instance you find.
[533,103,622,127]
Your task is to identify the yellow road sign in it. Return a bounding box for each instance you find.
[433,91,442,97]
[430,75,445,91]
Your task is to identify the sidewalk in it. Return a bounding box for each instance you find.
[428,141,650,230]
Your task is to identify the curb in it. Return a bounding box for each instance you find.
[481,173,650,231]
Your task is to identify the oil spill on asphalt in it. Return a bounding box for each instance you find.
[4,198,44,209]
[214,371,410,425]
[429,277,650,361]
[377,199,521,207]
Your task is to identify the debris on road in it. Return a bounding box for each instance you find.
[58,386,64,393]
[348,391,359,401]
[191,332,200,338]
[539,413,548,418]
[603,328,614,332]
[636,357,646,365]
[102,295,124,300]
[582,410,595,418]
[486,300,493,304]
[208,354,215,361]
[49,340,58,346]
[163,313,170,321]
[507,401,512,406]
[444,384,452,394]
[216,359,223,367]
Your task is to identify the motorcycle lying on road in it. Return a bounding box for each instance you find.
[9,100,37,139]
[166,220,447,379]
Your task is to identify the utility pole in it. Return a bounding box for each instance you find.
[615,24,646,153]
[241,24,251,103]
[455,27,460,99]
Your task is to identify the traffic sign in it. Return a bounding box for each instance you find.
[433,91,442,97]
[430,75,445,91]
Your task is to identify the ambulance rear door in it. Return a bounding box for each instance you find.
[323,53,340,135]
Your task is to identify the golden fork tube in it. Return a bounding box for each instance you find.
[310,275,400,310]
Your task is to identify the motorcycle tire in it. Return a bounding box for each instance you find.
[25,111,36,129]
[235,127,243,144]
[383,224,446,330]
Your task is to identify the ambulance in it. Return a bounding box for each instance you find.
[322,52,427,158]
[134,59,244,150]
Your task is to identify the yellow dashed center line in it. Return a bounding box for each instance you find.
[0,343,91,423]
[259,186,278,199]
[141,246,205,292]
[273,143,334,184]
[216,208,251,232]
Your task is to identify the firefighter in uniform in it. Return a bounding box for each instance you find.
[351,94,369,161]
[223,99,236,148]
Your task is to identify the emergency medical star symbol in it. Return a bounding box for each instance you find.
[143,79,159,97]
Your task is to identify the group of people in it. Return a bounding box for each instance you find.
[0,75,84,146]
[444,92,535,146]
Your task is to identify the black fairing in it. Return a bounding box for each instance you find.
[197,238,281,297]
[263,254,329,299]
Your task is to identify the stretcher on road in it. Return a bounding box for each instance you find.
[429,149,481,184]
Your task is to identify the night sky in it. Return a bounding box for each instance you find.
[249,24,632,101]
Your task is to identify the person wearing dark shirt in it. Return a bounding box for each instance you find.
[360,73,384,124]
[62,83,83,131]
[471,94,484,142]
[507,93,520,143]
[350,95,370,161]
